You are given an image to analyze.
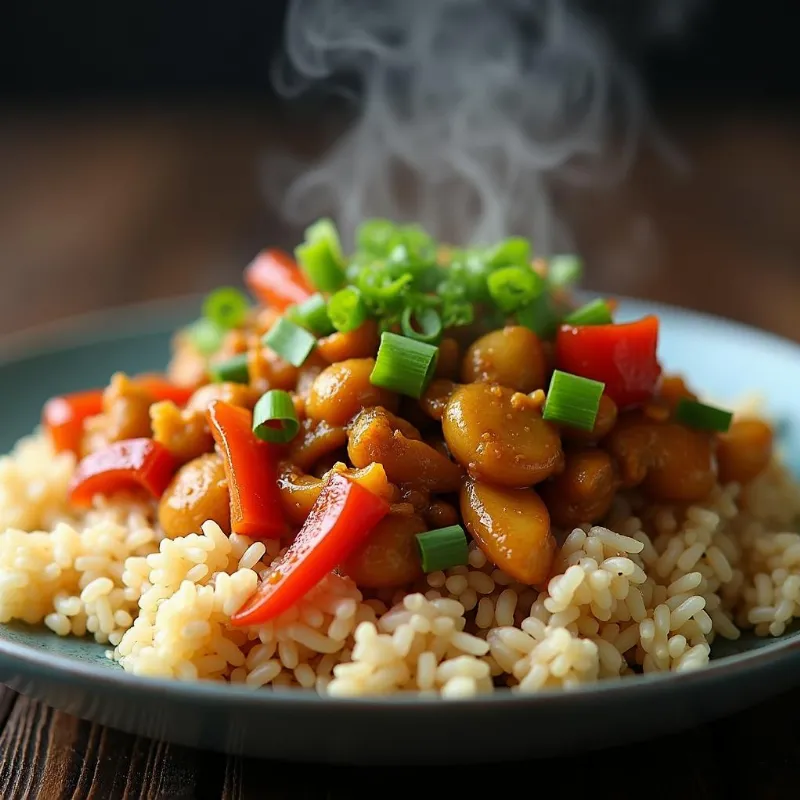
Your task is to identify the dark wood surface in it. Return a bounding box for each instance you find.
[1,109,799,797]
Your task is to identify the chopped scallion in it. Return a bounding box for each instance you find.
[516,293,561,339]
[400,306,443,344]
[202,287,250,331]
[262,317,317,368]
[547,254,583,288]
[252,389,300,443]
[294,218,346,292]
[485,236,532,269]
[563,298,613,327]
[674,399,733,433]
[487,266,544,313]
[542,370,605,431]
[415,525,470,573]
[286,293,334,336]
[186,318,224,356]
[370,332,438,399]
[209,353,250,384]
[328,287,368,333]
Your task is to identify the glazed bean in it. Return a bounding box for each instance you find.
[186,382,260,414]
[151,400,214,465]
[420,379,457,422]
[461,326,547,393]
[460,478,555,585]
[348,407,463,493]
[316,320,380,363]
[287,418,349,472]
[247,344,299,394]
[340,513,426,588]
[442,383,563,487]
[434,337,461,380]
[158,453,231,539]
[538,448,617,529]
[103,372,154,443]
[561,394,618,444]
[306,358,398,426]
[717,418,773,485]
[424,499,460,529]
[657,374,698,410]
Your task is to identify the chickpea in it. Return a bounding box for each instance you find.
[247,345,299,394]
[424,499,460,529]
[306,358,399,426]
[461,326,547,393]
[287,418,349,472]
[717,418,773,485]
[538,449,617,529]
[278,461,394,526]
[340,513,426,588]
[348,407,463,493]
[442,383,564,488]
[658,374,698,410]
[434,337,461,380]
[158,453,231,539]
[103,372,154,443]
[460,478,555,585]
[317,320,380,363]
[604,414,716,502]
[561,394,618,444]
[295,351,329,399]
[420,379,456,422]
[186,382,260,414]
[151,400,214,464]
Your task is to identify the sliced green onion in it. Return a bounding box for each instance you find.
[262,317,316,368]
[485,236,532,269]
[542,370,605,431]
[286,293,334,336]
[185,318,224,356]
[675,399,733,433]
[516,291,561,339]
[400,306,443,344]
[328,287,368,333]
[252,389,300,443]
[294,218,346,292]
[415,525,470,573]
[370,332,438,398]
[202,287,250,330]
[487,266,544,313]
[563,298,613,327]
[547,254,583,288]
[209,353,249,384]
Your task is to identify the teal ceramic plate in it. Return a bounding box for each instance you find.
[0,296,798,765]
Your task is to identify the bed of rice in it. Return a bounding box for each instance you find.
[1,430,799,698]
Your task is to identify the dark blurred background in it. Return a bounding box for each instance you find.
[0,0,799,341]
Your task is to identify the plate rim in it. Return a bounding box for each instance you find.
[1,293,800,710]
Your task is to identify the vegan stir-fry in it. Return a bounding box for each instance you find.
[1,219,798,696]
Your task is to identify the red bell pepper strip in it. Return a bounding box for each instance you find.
[231,472,390,627]
[43,376,195,456]
[207,400,287,540]
[555,316,662,409]
[244,249,314,311]
[68,438,177,507]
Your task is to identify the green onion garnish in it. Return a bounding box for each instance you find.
[547,254,583,288]
[286,293,334,336]
[486,266,544,314]
[328,287,368,333]
[262,317,316,368]
[252,389,300,443]
[415,525,470,573]
[674,399,733,433]
[370,332,438,399]
[202,287,250,330]
[563,299,613,327]
[516,292,561,339]
[400,306,443,344]
[542,370,605,431]
[186,318,224,356]
[485,236,532,269]
[209,353,249,384]
[294,218,346,292]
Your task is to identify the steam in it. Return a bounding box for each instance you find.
[269,0,700,252]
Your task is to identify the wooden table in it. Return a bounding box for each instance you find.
[1,109,799,797]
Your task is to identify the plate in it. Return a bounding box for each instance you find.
[0,295,798,765]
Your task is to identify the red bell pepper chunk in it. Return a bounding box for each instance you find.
[232,472,390,627]
[555,316,662,409]
[68,438,177,507]
[244,248,314,311]
[207,400,287,540]
[135,373,196,406]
